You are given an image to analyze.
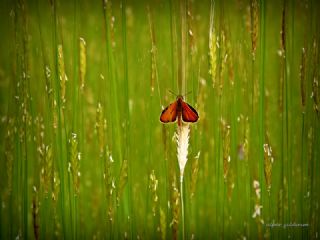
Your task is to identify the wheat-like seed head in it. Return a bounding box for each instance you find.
[69,132,80,195]
[57,44,67,105]
[159,207,166,240]
[79,37,86,91]
[96,102,105,154]
[209,0,217,88]
[263,139,274,194]
[149,170,159,216]
[175,123,190,178]
[250,0,258,58]
[104,146,115,222]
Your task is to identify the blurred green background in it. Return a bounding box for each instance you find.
[0,0,319,239]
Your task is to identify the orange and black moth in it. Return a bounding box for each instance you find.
[160,95,199,126]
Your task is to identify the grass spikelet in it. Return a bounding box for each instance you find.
[149,170,159,216]
[159,207,166,240]
[190,152,200,198]
[117,159,128,205]
[96,102,105,154]
[4,117,15,196]
[225,31,234,85]
[68,132,80,195]
[187,1,195,55]
[227,170,235,201]
[221,120,231,181]
[242,117,250,161]
[175,123,190,178]
[250,0,258,58]
[208,0,217,88]
[52,170,60,202]
[53,100,58,129]
[252,180,264,229]
[103,0,115,48]
[52,170,61,236]
[300,47,306,109]
[79,37,86,91]
[311,39,319,114]
[44,65,54,109]
[220,29,227,81]
[263,136,274,194]
[41,144,53,195]
[57,44,67,105]
[245,6,251,35]
[104,146,115,222]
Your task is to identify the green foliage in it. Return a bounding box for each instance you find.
[0,0,319,239]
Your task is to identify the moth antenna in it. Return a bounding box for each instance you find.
[168,89,178,96]
[183,91,192,97]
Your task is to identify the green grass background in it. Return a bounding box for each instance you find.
[0,0,319,239]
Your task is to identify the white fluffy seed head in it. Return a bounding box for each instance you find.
[175,123,190,178]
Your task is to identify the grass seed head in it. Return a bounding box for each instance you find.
[4,117,15,197]
[57,44,67,106]
[69,133,80,195]
[104,146,115,222]
[209,0,217,88]
[312,39,319,114]
[175,123,190,178]
[221,121,231,181]
[117,159,128,205]
[190,152,200,198]
[96,102,105,154]
[159,207,166,240]
[149,170,159,216]
[79,37,86,91]
[250,0,258,58]
[263,138,274,194]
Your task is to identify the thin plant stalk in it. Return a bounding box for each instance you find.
[180,174,185,240]
[259,0,266,207]
[176,123,189,240]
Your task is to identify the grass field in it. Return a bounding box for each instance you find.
[0,0,319,239]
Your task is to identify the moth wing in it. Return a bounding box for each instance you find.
[160,101,178,123]
[181,102,199,122]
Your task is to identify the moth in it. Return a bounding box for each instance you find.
[160,95,199,126]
